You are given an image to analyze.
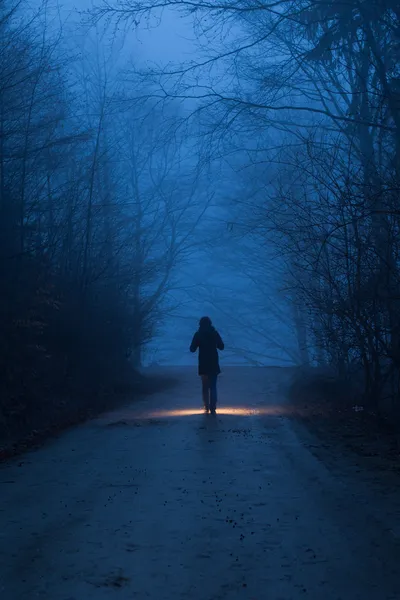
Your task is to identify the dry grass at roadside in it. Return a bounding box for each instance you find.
[288,367,400,475]
[0,369,179,462]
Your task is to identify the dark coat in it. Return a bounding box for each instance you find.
[190,325,224,375]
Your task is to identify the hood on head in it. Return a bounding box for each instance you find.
[199,316,213,331]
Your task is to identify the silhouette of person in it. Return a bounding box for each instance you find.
[190,316,224,414]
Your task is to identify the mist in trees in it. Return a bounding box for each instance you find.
[3,0,400,428]
[85,0,400,414]
[0,0,212,435]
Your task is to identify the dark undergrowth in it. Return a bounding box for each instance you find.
[0,369,179,463]
[288,367,400,474]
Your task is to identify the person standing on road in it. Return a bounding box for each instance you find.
[190,316,224,414]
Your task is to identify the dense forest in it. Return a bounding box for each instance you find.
[89,0,400,417]
[2,0,400,443]
[0,0,209,441]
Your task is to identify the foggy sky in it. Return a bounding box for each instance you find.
[46,0,298,367]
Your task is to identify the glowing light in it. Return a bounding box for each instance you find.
[142,406,286,418]
[149,408,205,418]
[98,405,295,426]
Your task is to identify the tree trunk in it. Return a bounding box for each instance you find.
[293,300,310,366]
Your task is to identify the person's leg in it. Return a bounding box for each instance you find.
[201,375,210,411]
[209,375,218,413]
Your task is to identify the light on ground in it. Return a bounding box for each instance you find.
[99,405,293,426]
[143,406,285,418]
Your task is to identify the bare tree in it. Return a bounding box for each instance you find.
[0,0,208,440]
[85,0,400,415]
[112,101,213,366]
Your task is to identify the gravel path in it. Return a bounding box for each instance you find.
[1,367,400,599]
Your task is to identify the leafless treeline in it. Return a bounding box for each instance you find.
[0,0,207,425]
[90,0,400,413]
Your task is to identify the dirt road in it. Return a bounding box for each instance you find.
[1,367,400,599]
